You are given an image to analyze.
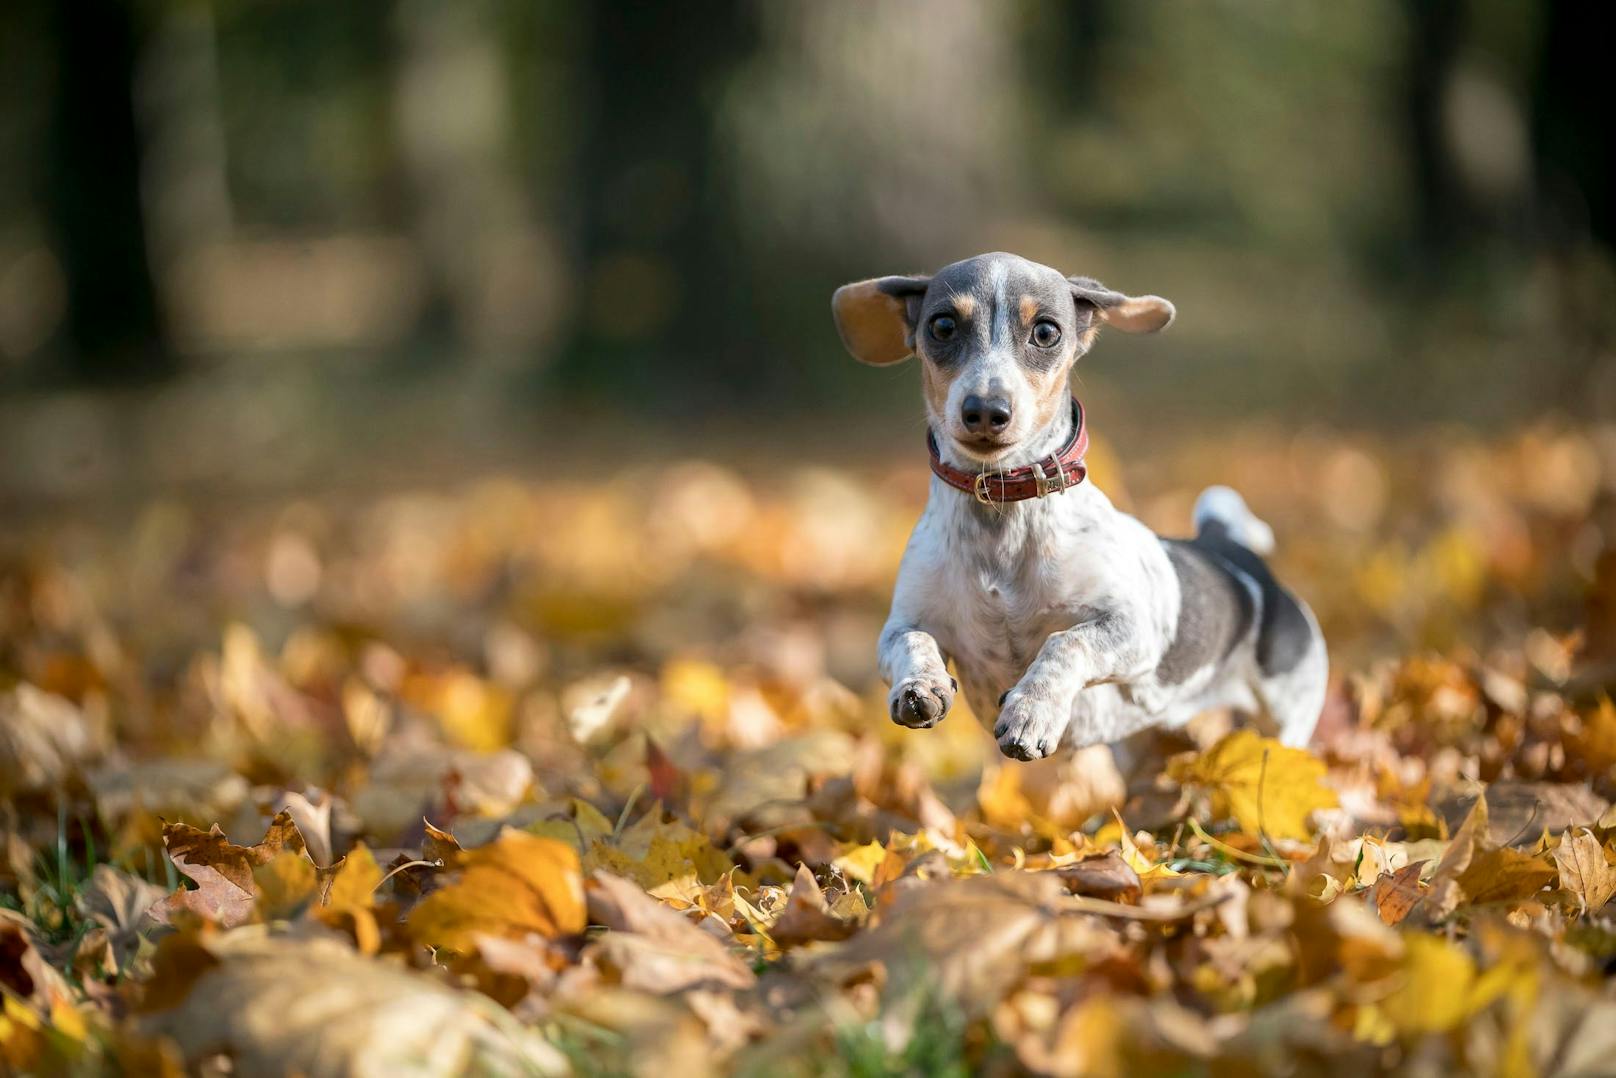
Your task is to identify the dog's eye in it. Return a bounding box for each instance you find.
[1031,320,1061,348]
[929,315,957,342]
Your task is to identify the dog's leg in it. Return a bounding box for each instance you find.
[995,612,1152,760]
[879,623,956,728]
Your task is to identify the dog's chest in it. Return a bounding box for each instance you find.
[931,502,1099,698]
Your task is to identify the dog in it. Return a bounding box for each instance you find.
[831,252,1327,766]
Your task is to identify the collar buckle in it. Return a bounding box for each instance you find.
[1031,457,1071,498]
[972,473,994,506]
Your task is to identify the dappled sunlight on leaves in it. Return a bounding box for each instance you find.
[3,424,1616,1072]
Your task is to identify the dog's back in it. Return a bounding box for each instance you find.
[1162,486,1326,746]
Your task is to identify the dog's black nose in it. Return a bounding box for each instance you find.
[961,395,1012,435]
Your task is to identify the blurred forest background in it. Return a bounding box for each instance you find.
[0,0,1612,506]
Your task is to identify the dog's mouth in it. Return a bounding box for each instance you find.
[951,434,1019,462]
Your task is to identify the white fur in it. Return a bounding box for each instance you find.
[880,471,1325,759]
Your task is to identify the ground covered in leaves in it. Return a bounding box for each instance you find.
[5,421,1616,1075]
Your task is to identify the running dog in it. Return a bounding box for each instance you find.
[831,252,1327,764]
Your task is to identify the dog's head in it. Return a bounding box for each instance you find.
[832,252,1173,465]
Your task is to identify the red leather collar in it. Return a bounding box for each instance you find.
[927,398,1089,504]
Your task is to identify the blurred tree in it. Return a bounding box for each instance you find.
[1404,0,1470,264]
[47,0,173,383]
[1531,1,1613,250]
[555,2,762,404]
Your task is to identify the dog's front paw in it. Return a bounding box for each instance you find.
[994,690,1067,760]
[890,672,956,729]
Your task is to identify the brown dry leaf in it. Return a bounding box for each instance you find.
[74,864,168,963]
[1438,781,1611,847]
[153,810,308,928]
[833,871,1120,1017]
[0,684,100,795]
[422,819,463,868]
[1054,851,1142,901]
[0,909,74,1010]
[584,871,755,992]
[769,863,858,946]
[409,827,585,953]
[1426,790,1488,918]
[88,758,250,830]
[138,932,567,1076]
[1456,846,1556,905]
[1167,730,1337,840]
[1370,860,1429,926]
[1552,828,1616,915]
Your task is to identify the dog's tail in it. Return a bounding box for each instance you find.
[1193,485,1275,555]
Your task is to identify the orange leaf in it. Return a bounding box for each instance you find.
[409,828,585,953]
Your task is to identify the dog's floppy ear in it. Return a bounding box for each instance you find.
[831,275,931,365]
[1068,276,1175,334]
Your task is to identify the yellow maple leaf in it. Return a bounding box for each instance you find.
[1369,933,1524,1040]
[408,828,585,953]
[317,844,384,954]
[581,809,733,901]
[1111,812,1181,881]
[832,840,889,885]
[253,851,317,921]
[1169,730,1337,841]
[324,844,383,913]
[1376,934,1477,1035]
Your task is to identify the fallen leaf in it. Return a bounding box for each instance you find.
[1054,851,1142,902]
[0,685,99,795]
[830,871,1120,1018]
[318,844,385,954]
[832,840,888,885]
[645,736,682,805]
[1426,791,1488,918]
[0,910,73,1010]
[1370,860,1429,926]
[1374,935,1500,1036]
[584,872,755,992]
[1168,730,1337,840]
[276,790,335,868]
[1456,846,1555,905]
[253,850,318,920]
[74,864,167,960]
[1437,781,1610,847]
[582,809,733,901]
[138,932,567,1075]
[153,810,309,928]
[409,827,586,953]
[769,863,858,946]
[1552,828,1616,915]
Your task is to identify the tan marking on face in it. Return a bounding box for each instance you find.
[1019,295,1038,326]
[920,356,956,421]
[953,295,975,320]
[1028,362,1073,433]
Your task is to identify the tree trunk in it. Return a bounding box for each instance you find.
[47,0,174,383]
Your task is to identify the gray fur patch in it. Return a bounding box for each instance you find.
[1157,540,1255,685]
[1191,524,1314,676]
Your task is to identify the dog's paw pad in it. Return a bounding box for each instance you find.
[890,675,953,729]
[994,694,1063,760]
